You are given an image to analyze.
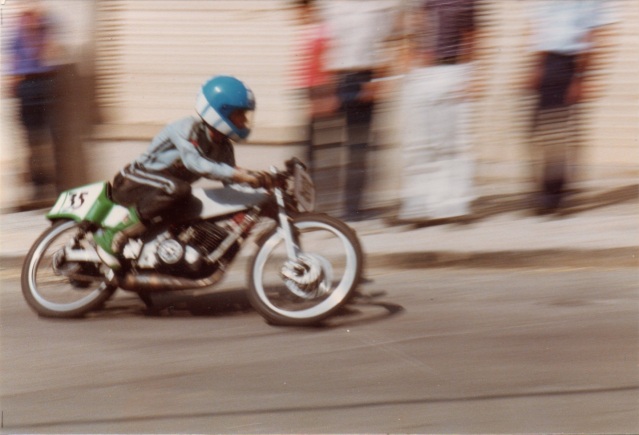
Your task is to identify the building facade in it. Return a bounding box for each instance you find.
[2,0,637,210]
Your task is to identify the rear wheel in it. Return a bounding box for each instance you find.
[21,220,116,318]
[248,214,363,326]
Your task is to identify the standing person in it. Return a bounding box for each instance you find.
[526,1,616,215]
[396,0,479,224]
[8,7,60,205]
[323,0,399,222]
[292,0,336,177]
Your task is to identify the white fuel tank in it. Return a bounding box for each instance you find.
[192,186,268,219]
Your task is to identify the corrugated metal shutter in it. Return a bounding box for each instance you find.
[588,0,639,173]
[94,0,301,143]
[471,0,639,181]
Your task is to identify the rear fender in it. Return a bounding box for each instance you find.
[46,182,138,229]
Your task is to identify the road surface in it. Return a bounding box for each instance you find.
[1,264,638,433]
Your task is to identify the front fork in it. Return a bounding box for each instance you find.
[274,187,301,261]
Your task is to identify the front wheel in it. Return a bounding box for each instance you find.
[21,220,116,318]
[248,214,363,326]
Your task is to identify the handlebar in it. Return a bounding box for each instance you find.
[257,158,308,190]
[284,157,307,174]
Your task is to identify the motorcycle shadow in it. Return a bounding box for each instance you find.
[83,289,252,319]
[317,291,405,329]
[97,288,405,328]
[136,289,254,318]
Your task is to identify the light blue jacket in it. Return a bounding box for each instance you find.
[134,117,237,183]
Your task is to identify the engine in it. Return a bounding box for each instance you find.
[179,221,229,255]
[153,221,236,279]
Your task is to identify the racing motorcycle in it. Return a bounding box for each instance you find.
[21,158,364,326]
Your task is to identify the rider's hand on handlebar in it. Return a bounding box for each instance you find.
[252,170,276,190]
[232,168,274,189]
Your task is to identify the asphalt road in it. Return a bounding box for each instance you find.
[1,265,638,434]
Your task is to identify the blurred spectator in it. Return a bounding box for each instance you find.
[525,0,616,215]
[292,0,337,176]
[396,0,479,223]
[8,7,60,204]
[323,0,399,221]
[7,3,91,209]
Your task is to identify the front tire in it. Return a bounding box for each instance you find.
[248,214,363,326]
[21,220,116,318]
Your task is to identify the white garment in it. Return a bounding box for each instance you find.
[323,0,399,71]
[398,64,475,220]
[528,0,617,55]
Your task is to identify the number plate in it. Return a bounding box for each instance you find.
[48,182,105,220]
[293,165,316,212]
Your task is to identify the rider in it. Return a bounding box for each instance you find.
[95,75,269,267]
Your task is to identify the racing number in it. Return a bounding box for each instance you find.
[69,192,87,209]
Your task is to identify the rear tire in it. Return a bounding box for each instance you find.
[21,220,116,318]
[248,214,363,326]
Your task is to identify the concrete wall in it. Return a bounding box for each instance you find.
[2,0,637,213]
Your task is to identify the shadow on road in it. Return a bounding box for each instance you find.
[318,294,405,329]
[87,289,255,319]
[88,288,404,328]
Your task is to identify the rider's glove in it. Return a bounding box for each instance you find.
[232,168,266,188]
[251,171,275,190]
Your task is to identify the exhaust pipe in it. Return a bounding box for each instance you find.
[63,246,102,263]
[118,269,226,292]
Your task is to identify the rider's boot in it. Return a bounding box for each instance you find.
[94,214,146,269]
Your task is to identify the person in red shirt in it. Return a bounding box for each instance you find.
[294,0,337,176]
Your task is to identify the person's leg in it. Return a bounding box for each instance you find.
[533,53,576,213]
[113,167,191,220]
[344,122,370,220]
[100,170,191,258]
[337,71,374,221]
[24,128,54,190]
[18,77,56,201]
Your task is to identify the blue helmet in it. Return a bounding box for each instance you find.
[196,75,256,141]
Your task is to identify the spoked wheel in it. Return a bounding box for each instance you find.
[248,214,363,326]
[21,220,116,318]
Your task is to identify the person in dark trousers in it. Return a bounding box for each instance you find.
[323,1,398,221]
[9,8,59,204]
[526,1,616,214]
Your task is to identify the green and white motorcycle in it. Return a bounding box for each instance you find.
[21,159,364,326]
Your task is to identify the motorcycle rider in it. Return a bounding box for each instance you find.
[94,75,269,267]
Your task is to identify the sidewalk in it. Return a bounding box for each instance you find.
[1,179,637,273]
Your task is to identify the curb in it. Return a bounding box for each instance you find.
[366,247,639,270]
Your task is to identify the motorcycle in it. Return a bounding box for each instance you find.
[21,158,364,326]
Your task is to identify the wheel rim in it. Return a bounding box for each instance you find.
[27,221,109,313]
[253,220,359,320]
